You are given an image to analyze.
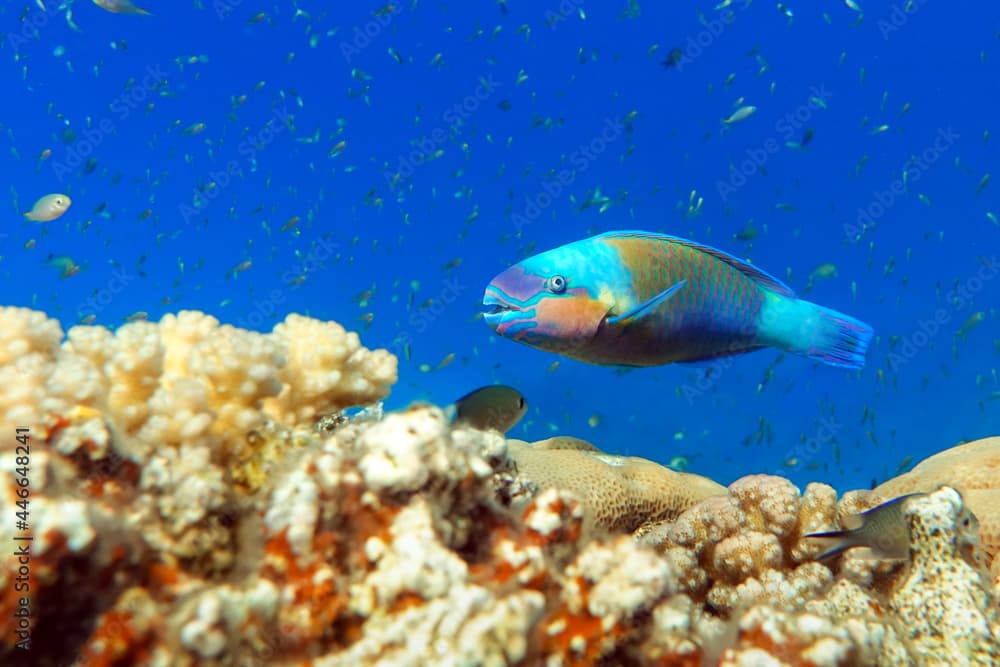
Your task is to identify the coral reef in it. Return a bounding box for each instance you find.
[0,307,997,666]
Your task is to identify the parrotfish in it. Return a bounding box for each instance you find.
[23,193,72,222]
[446,385,527,433]
[482,231,873,369]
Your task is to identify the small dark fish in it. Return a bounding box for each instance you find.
[498,99,512,111]
[661,47,684,68]
[805,493,937,560]
[448,385,527,433]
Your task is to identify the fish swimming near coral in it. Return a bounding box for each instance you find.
[447,385,527,433]
[805,491,982,561]
[482,231,874,369]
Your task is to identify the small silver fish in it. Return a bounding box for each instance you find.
[447,385,527,433]
[23,193,72,222]
[722,105,757,124]
[806,492,981,561]
[92,0,151,15]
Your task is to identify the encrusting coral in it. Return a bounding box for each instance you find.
[0,306,997,667]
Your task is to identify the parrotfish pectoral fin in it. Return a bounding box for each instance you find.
[759,294,873,370]
[607,280,687,327]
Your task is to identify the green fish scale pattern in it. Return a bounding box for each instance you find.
[613,236,765,361]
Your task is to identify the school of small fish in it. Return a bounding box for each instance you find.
[7,1,997,494]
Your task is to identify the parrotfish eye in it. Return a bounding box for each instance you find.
[547,275,567,294]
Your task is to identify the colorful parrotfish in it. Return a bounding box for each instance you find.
[482,231,873,369]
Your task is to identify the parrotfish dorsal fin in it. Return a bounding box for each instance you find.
[598,231,796,297]
[607,280,686,326]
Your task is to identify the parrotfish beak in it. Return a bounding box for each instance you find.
[482,265,540,339]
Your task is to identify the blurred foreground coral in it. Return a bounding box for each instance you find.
[0,307,996,667]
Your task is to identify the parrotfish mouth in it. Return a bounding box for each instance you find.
[482,284,545,343]
[482,287,522,330]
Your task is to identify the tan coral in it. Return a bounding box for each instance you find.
[507,438,725,535]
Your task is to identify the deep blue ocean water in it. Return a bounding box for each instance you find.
[3,0,997,492]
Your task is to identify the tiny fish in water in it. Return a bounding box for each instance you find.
[24,194,72,222]
[805,493,927,560]
[45,254,82,279]
[722,105,757,124]
[482,231,873,369]
[661,47,684,68]
[92,0,151,15]
[446,385,527,434]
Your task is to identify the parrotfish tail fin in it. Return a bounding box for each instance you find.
[759,294,874,370]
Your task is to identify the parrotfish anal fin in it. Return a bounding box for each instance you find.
[599,231,796,297]
[607,280,686,327]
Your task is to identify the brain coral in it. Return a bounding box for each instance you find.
[506,437,726,535]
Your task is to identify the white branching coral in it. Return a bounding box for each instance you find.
[265,314,397,424]
[0,307,397,452]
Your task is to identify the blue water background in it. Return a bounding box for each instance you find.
[3,0,997,492]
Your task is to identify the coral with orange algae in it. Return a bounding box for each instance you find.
[874,436,1000,569]
[888,486,1000,665]
[506,436,726,535]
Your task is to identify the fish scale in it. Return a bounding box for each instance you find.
[606,235,765,362]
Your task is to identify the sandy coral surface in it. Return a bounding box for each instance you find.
[0,307,997,667]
